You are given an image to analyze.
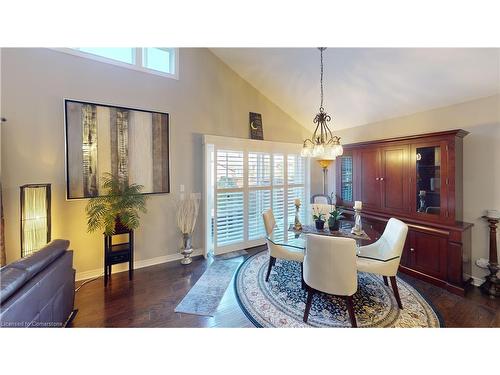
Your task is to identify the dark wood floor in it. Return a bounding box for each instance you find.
[70,247,499,328]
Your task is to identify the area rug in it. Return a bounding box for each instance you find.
[175,260,240,317]
[235,251,442,327]
[215,250,248,260]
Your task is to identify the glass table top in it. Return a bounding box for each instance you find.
[266,220,400,262]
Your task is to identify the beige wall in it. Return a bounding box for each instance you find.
[0,48,308,276]
[327,94,500,280]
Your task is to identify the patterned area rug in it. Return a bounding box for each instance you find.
[175,260,240,316]
[235,251,442,328]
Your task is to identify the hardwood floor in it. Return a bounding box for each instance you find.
[70,247,499,328]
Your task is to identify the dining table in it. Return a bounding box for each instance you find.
[266,219,399,262]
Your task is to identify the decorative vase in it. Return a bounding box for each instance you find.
[294,205,302,230]
[315,219,325,230]
[180,233,193,265]
[328,219,340,231]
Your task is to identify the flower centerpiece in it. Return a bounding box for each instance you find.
[176,193,200,265]
[328,206,344,231]
[312,205,326,230]
[294,198,302,230]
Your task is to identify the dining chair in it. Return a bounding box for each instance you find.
[303,234,358,327]
[262,209,305,285]
[356,218,408,309]
[311,194,331,205]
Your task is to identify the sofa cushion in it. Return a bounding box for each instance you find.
[0,267,29,304]
[8,239,70,281]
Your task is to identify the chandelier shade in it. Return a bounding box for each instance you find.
[301,47,343,160]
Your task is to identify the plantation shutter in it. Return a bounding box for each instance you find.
[204,135,309,256]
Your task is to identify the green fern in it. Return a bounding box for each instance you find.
[86,173,148,236]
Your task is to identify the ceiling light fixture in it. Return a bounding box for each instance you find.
[301,47,343,160]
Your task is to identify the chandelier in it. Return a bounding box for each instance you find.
[301,47,343,159]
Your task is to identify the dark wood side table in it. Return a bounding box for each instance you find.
[480,216,499,298]
[104,229,134,286]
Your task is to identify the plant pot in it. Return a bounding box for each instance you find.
[114,217,130,234]
[315,219,325,230]
[328,220,340,231]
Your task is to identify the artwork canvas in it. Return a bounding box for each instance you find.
[249,112,264,140]
[65,100,170,199]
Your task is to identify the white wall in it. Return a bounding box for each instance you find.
[0,48,308,277]
[327,94,500,280]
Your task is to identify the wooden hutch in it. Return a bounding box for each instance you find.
[335,129,473,296]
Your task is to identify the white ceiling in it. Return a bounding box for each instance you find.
[211,48,500,130]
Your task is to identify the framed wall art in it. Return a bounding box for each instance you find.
[64,99,170,199]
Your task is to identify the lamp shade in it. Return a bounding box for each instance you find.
[20,184,51,257]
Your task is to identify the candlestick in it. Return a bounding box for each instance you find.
[354,201,362,210]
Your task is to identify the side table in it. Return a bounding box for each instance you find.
[104,229,134,286]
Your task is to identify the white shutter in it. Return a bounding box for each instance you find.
[248,153,271,187]
[206,137,309,256]
[248,189,271,240]
[217,150,243,189]
[216,191,244,246]
[215,149,245,249]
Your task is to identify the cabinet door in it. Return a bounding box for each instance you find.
[381,145,409,213]
[335,151,354,207]
[410,140,449,222]
[359,147,381,210]
[409,230,447,279]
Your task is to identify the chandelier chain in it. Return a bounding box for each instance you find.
[320,47,324,110]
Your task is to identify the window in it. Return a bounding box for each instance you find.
[204,135,309,256]
[56,47,178,78]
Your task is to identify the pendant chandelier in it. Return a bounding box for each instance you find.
[301,47,343,159]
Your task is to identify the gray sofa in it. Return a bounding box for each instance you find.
[0,240,75,327]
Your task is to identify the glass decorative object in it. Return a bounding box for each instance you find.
[294,199,302,230]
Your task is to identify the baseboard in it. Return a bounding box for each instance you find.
[75,249,204,281]
[471,276,485,287]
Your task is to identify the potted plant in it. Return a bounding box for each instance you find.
[328,207,344,231]
[176,193,200,265]
[312,206,326,230]
[86,173,148,236]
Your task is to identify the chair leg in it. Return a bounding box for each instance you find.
[303,287,315,323]
[345,295,357,328]
[383,276,389,286]
[389,276,403,309]
[265,256,276,282]
[300,262,305,290]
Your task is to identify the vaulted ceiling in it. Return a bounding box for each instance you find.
[211,48,500,130]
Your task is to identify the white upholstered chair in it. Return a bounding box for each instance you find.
[311,194,331,205]
[262,209,305,283]
[356,218,408,309]
[303,234,358,327]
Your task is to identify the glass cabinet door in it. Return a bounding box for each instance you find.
[340,155,353,203]
[415,146,441,215]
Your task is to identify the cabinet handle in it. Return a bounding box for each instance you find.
[380,177,384,181]
[375,177,380,181]
[410,247,415,252]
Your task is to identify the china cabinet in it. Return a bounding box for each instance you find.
[336,129,472,295]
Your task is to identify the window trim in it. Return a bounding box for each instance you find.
[51,48,179,80]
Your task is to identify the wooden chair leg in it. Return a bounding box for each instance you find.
[345,295,357,328]
[390,276,403,309]
[303,288,315,323]
[265,256,276,282]
[383,276,389,286]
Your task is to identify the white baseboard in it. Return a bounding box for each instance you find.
[471,276,485,287]
[75,249,204,281]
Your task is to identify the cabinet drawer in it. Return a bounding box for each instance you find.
[409,230,447,279]
[108,251,130,264]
